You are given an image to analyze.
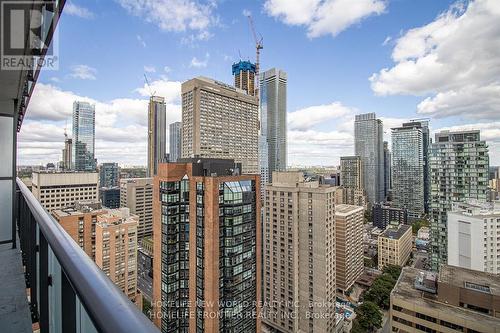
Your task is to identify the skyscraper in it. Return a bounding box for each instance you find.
[260,68,287,183]
[429,130,489,271]
[62,130,72,171]
[340,156,363,189]
[232,60,256,96]
[119,177,153,239]
[152,158,261,333]
[99,162,119,188]
[147,96,167,177]
[168,121,182,162]
[391,122,425,218]
[354,113,384,204]
[181,77,259,174]
[72,101,96,171]
[383,141,391,199]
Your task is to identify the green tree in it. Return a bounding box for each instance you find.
[382,264,402,281]
[412,219,430,234]
[354,301,383,332]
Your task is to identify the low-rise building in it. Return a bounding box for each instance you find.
[378,223,412,270]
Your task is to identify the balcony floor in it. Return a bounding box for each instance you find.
[0,243,32,333]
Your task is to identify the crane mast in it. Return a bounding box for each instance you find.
[246,14,263,101]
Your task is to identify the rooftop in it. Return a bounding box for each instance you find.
[380,224,411,240]
[438,265,500,296]
[335,204,364,215]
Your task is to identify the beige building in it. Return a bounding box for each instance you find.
[339,156,367,207]
[378,223,412,270]
[52,200,105,260]
[390,265,500,333]
[334,204,364,293]
[180,77,259,174]
[95,208,140,306]
[32,172,99,211]
[119,178,153,239]
[263,172,338,333]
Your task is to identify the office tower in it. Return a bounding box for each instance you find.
[152,159,261,333]
[429,130,489,271]
[335,204,364,293]
[119,178,153,239]
[263,172,338,333]
[62,131,72,171]
[72,101,96,171]
[168,121,182,162]
[99,162,119,188]
[99,187,120,209]
[181,77,259,174]
[95,208,141,306]
[390,265,500,332]
[354,113,384,204]
[260,68,287,183]
[377,223,412,270]
[52,200,105,260]
[232,60,256,96]
[372,203,408,230]
[447,200,500,274]
[383,141,391,199]
[391,122,425,218]
[147,96,167,177]
[31,172,99,211]
[259,136,269,196]
[407,119,431,213]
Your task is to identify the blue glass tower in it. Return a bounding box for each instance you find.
[72,101,96,171]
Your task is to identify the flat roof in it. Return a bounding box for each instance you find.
[381,224,411,239]
[392,267,500,326]
[439,265,500,296]
[335,204,364,214]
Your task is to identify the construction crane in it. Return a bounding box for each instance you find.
[143,73,156,97]
[246,14,263,101]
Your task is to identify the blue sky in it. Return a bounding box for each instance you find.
[18,0,500,166]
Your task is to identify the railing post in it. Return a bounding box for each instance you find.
[29,210,39,323]
[39,232,49,333]
[61,270,76,333]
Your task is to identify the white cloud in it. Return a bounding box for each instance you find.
[117,0,217,33]
[382,35,392,46]
[135,79,182,104]
[189,53,210,68]
[288,102,355,131]
[65,2,95,19]
[144,65,156,73]
[137,35,146,48]
[264,0,387,38]
[370,0,500,119]
[164,66,171,73]
[70,65,97,80]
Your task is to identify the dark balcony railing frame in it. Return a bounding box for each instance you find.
[16,178,160,333]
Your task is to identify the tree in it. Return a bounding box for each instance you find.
[364,209,373,224]
[382,264,402,281]
[354,301,383,332]
[412,219,430,234]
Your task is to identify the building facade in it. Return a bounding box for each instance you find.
[335,204,364,293]
[383,141,391,199]
[448,200,500,274]
[99,187,120,209]
[32,172,99,211]
[390,265,500,333]
[429,130,489,270]
[147,96,167,177]
[181,77,259,174]
[263,172,337,333]
[232,60,256,96]
[377,223,412,270]
[152,159,261,333]
[72,101,96,171]
[391,122,425,218]
[168,121,182,162]
[99,162,119,188]
[260,68,287,183]
[372,203,408,230]
[62,131,72,171]
[119,178,153,239]
[340,156,363,189]
[354,113,384,204]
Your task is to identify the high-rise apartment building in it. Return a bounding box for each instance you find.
[260,68,287,183]
[95,208,140,305]
[391,122,425,218]
[383,141,391,199]
[377,223,412,270]
[390,265,500,333]
[340,156,363,189]
[32,172,99,211]
[152,159,261,333]
[354,113,384,204]
[72,101,96,171]
[99,187,120,209]
[372,203,408,230]
[448,200,500,274]
[408,119,431,213]
[62,131,72,171]
[263,172,338,333]
[335,204,364,293]
[52,200,105,260]
[147,96,167,177]
[232,60,256,96]
[119,178,153,239]
[99,162,119,188]
[168,121,182,162]
[181,77,259,174]
[429,130,489,271]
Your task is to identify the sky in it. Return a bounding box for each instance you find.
[18,0,500,167]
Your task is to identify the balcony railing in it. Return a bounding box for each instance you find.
[16,178,159,333]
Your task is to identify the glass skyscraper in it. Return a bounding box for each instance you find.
[354,113,384,204]
[72,101,96,171]
[147,96,167,177]
[168,121,182,162]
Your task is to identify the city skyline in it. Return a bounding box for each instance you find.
[16,0,500,167]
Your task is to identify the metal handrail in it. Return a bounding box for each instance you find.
[16,178,159,333]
